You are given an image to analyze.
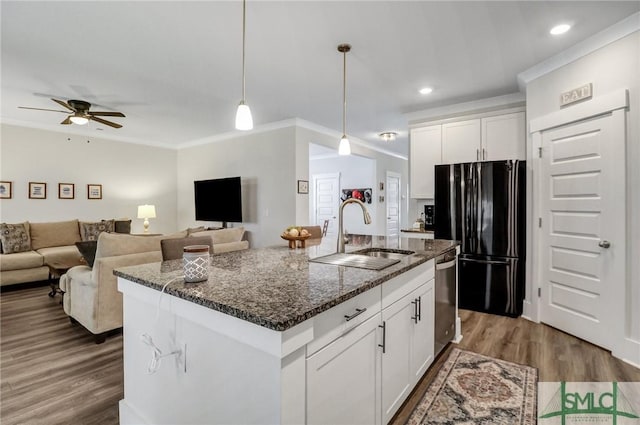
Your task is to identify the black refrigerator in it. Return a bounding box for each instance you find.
[434,160,526,317]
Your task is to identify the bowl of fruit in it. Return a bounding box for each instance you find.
[281,226,311,248]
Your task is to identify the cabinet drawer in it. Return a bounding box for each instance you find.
[307,286,381,356]
[382,260,434,309]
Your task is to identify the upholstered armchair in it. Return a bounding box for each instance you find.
[60,232,178,343]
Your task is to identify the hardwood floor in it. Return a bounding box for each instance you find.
[391,309,640,425]
[1,285,121,425]
[2,286,638,424]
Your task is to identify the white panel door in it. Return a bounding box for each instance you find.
[313,173,339,237]
[386,172,400,242]
[306,313,381,425]
[539,112,625,350]
[442,119,481,164]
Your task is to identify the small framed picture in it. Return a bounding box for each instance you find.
[297,180,309,194]
[58,183,75,199]
[0,181,12,199]
[87,184,102,200]
[29,182,47,199]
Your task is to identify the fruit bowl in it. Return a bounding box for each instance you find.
[281,233,311,249]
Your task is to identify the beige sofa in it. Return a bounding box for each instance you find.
[0,219,132,286]
[188,227,249,253]
[0,220,86,286]
[60,226,249,343]
[60,232,171,343]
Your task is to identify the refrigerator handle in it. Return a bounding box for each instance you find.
[459,257,510,265]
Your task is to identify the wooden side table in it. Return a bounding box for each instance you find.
[47,262,77,301]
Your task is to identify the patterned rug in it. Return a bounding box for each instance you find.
[407,348,538,425]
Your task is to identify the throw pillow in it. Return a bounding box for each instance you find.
[114,219,132,234]
[0,222,32,254]
[75,241,98,268]
[187,226,205,235]
[80,220,115,241]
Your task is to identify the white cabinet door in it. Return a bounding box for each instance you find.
[481,112,526,160]
[442,119,481,164]
[306,313,382,425]
[409,125,441,199]
[380,294,414,424]
[410,282,435,381]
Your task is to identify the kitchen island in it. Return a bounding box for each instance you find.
[115,236,460,425]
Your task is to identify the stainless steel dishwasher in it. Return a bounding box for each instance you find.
[434,249,457,357]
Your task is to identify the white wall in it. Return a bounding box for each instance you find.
[0,124,178,234]
[296,126,409,235]
[310,154,377,235]
[176,127,298,248]
[525,32,640,363]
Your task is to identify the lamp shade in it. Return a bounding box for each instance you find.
[137,204,156,219]
[338,136,351,156]
[235,102,253,130]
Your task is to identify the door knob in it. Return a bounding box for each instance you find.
[598,240,611,248]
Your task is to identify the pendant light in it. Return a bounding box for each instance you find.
[235,0,253,130]
[338,43,351,156]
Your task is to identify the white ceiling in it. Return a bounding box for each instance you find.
[2,1,638,157]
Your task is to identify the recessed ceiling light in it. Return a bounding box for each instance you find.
[550,24,571,35]
[419,87,433,95]
[379,132,397,142]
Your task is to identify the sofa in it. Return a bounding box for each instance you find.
[0,219,131,287]
[60,226,249,343]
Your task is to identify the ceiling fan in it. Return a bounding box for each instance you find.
[18,98,125,128]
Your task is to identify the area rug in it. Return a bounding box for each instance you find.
[406,348,538,425]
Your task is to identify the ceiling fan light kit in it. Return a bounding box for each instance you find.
[235,0,253,131]
[338,43,352,156]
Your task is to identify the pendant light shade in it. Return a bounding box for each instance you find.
[339,135,351,155]
[338,43,351,156]
[235,0,253,130]
[235,102,253,130]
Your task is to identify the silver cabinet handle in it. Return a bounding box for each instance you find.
[476,149,480,160]
[378,322,386,354]
[598,240,611,248]
[344,308,366,321]
[417,296,422,322]
[483,148,486,160]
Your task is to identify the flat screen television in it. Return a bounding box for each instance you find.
[194,177,242,225]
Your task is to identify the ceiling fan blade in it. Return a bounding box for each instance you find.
[90,116,122,129]
[61,117,72,125]
[88,111,126,117]
[18,106,68,113]
[51,98,75,111]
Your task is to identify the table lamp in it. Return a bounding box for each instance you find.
[137,204,156,233]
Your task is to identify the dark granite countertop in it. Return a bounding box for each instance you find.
[114,235,458,332]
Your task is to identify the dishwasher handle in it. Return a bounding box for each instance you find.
[436,258,456,271]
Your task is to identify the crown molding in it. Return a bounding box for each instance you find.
[0,117,176,150]
[405,93,526,126]
[517,12,640,89]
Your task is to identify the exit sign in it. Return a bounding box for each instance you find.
[560,83,593,107]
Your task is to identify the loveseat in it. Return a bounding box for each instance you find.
[60,226,249,343]
[0,219,131,286]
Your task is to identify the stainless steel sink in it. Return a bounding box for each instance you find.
[354,248,415,261]
[309,249,414,270]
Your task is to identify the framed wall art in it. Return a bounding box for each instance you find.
[297,180,309,194]
[29,182,47,199]
[0,181,12,199]
[58,183,75,199]
[87,184,102,200]
[340,188,373,204]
